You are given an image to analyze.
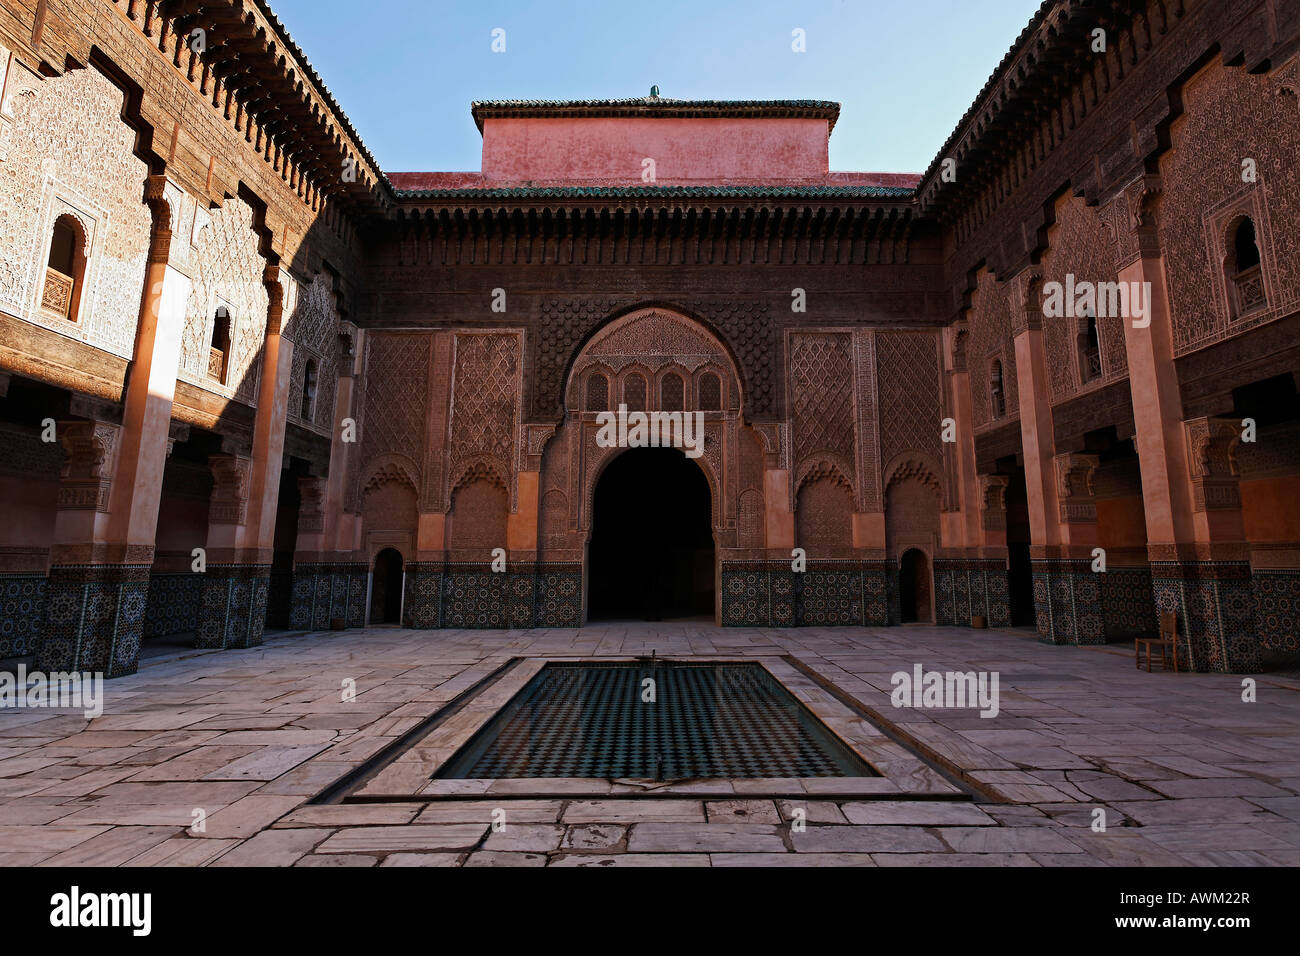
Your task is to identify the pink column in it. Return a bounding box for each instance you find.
[40,176,186,676]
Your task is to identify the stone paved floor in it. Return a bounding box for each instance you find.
[3,623,1300,867]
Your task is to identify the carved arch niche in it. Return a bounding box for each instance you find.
[446,460,509,557]
[549,307,748,548]
[883,456,943,563]
[360,458,419,562]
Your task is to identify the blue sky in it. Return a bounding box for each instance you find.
[270,0,1043,175]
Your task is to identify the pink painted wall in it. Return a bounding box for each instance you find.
[0,474,57,553]
[479,116,830,185]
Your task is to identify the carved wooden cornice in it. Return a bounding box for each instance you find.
[382,202,922,268]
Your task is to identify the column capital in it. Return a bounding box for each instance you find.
[297,475,327,533]
[208,452,253,526]
[1010,268,1043,336]
[143,175,173,264]
[166,420,190,458]
[337,328,357,378]
[57,419,120,512]
[1054,451,1100,524]
[1184,416,1242,512]
[948,323,969,372]
[978,474,1009,532]
[263,264,287,335]
[1104,173,1164,271]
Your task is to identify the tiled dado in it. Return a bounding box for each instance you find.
[36,564,150,678]
[1253,568,1300,656]
[194,564,271,650]
[289,563,367,631]
[1031,559,1104,646]
[0,574,47,660]
[1100,566,1158,640]
[142,572,201,639]
[1030,562,1158,645]
[402,564,583,629]
[1151,561,1259,673]
[721,561,891,627]
[934,560,1011,628]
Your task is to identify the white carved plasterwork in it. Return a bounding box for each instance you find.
[177,195,269,405]
[0,65,150,358]
[284,272,341,437]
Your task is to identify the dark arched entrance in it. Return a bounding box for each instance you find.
[588,447,714,621]
[370,548,404,625]
[1002,464,1036,626]
[899,548,932,623]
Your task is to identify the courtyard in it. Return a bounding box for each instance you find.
[2,624,1298,868]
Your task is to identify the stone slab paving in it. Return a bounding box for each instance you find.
[2,622,1299,866]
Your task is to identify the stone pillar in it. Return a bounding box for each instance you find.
[38,177,186,678]
[194,267,294,649]
[1169,416,1255,671]
[1009,268,1071,644]
[1042,451,1105,645]
[978,474,1012,626]
[291,326,368,631]
[1104,175,1258,671]
[935,324,1010,628]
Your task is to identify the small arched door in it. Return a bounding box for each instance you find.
[899,548,932,624]
[370,548,404,625]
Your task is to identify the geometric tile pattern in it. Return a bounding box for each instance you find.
[194,565,271,650]
[1031,559,1104,646]
[402,564,444,629]
[403,564,583,629]
[934,560,1011,628]
[1151,561,1260,673]
[0,574,47,660]
[36,564,150,678]
[289,563,367,631]
[720,561,891,627]
[1099,566,1158,641]
[1253,568,1300,655]
[142,573,201,639]
[434,662,878,779]
[440,568,505,629]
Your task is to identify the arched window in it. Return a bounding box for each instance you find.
[623,373,647,411]
[586,372,608,412]
[661,372,684,412]
[698,372,721,411]
[209,306,232,384]
[1079,312,1101,383]
[42,215,87,323]
[1234,218,1261,271]
[1227,217,1265,316]
[301,358,318,421]
[990,360,1006,419]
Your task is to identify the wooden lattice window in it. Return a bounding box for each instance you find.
[661,372,684,411]
[624,373,647,411]
[1226,216,1266,317]
[301,358,318,421]
[209,306,232,384]
[586,372,608,412]
[42,215,86,323]
[990,359,1006,419]
[698,372,721,411]
[1079,313,1101,383]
